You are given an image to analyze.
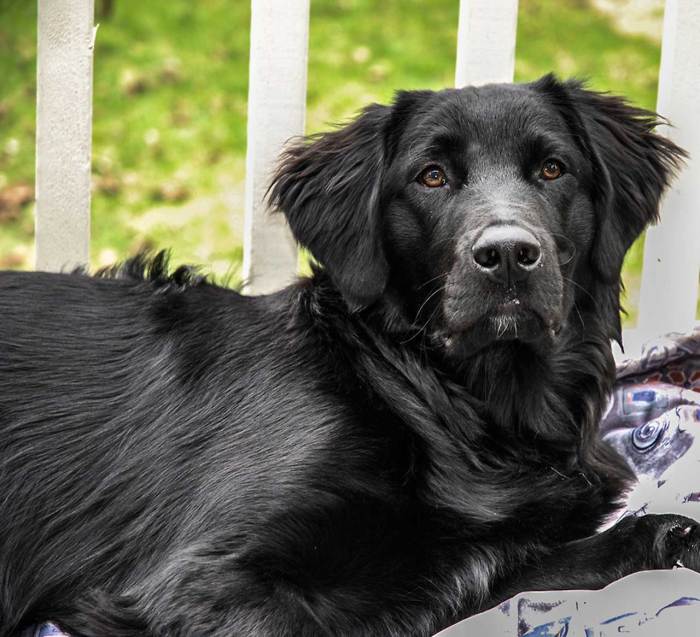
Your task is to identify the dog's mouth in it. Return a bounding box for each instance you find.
[437,298,561,357]
[484,302,549,341]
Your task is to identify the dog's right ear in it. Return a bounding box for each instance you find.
[269,92,432,311]
[533,75,686,285]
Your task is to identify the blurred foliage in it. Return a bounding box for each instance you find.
[0,0,672,321]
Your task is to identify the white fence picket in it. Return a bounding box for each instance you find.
[636,0,700,342]
[35,0,95,272]
[242,0,310,295]
[455,0,519,87]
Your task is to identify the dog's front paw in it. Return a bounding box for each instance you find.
[632,514,700,571]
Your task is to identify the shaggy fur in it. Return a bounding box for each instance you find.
[0,75,697,636]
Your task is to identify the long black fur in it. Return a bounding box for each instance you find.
[0,75,697,636]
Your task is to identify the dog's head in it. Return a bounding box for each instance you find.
[270,75,685,358]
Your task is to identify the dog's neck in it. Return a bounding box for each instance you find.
[458,329,614,444]
[300,272,616,449]
[295,273,629,524]
[371,285,618,447]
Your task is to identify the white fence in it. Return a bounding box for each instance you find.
[34,0,699,346]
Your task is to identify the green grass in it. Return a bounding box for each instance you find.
[0,0,680,323]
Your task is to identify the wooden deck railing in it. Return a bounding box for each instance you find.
[34,0,699,347]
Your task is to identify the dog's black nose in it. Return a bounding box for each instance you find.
[472,226,541,285]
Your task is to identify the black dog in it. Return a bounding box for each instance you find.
[0,74,697,636]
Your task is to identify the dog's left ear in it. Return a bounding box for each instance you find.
[270,91,433,310]
[269,104,391,311]
[535,75,686,284]
[270,104,391,309]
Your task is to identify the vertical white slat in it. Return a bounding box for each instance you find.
[35,0,95,272]
[455,0,519,87]
[637,0,700,340]
[242,0,310,295]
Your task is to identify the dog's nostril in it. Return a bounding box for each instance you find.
[516,244,541,268]
[472,226,542,284]
[474,247,501,269]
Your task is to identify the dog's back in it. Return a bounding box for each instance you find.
[0,265,417,635]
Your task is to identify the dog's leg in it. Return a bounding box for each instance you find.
[494,513,700,602]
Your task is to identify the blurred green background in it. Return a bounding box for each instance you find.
[0,0,671,323]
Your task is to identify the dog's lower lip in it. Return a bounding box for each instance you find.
[442,304,532,337]
[482,307,550,342]
[499,299,522,311]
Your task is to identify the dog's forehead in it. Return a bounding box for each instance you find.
[409,84,567,149]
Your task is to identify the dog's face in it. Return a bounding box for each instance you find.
[382,83,586,353]
[271,75,684,358]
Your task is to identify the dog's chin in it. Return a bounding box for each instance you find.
[438,304,558,359]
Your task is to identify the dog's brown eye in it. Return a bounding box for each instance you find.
[419,166,447,188]
[541,159,563,180]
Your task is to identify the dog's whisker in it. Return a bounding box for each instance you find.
[400,293,444,345]
[563,276,595,304]
[417,273,449,290]
[414,285,447,322]
[572,301,586,331]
